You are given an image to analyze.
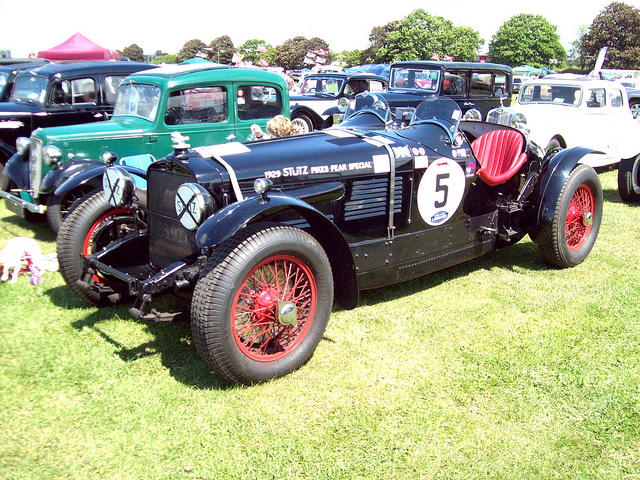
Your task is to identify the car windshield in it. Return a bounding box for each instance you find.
[113,83,161,121]
[410,96,463,141]
[343,93,392,123]
[0,72,7,90]
[300,76,344,96]
[10,75,48,105]
[389,67,441,93]
[518,84,583,106]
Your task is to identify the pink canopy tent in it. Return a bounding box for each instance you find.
[37,33,120,61]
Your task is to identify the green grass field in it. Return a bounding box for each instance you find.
[1,169,639,479]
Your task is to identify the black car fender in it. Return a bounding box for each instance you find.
[533,146,599,233]
[53,163,147,197]
[0,139,16,164]
[3,151,29,189]
[196,189,359,309]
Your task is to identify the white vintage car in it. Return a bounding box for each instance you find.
[508,76,640,169]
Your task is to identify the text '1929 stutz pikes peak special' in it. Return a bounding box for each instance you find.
[57,93,603,385]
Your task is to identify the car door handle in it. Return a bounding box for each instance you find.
[226,134,236,141]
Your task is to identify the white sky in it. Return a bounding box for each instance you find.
[2,0,638,58]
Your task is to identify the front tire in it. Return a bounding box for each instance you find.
[537,164,602,268]
[45,185,97,233]
[57,191,136,306]
[191,223,334,385]
[630,99,640,122]
[618,154,640,203]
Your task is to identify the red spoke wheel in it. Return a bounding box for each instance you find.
[191,224,333,385]
[57,191,136,306]
[538,164,603,268]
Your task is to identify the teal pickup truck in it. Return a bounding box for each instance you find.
[0,62,289,231]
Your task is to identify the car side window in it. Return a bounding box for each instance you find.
[165,86,227,126]
[237,85,282,120]
[494,74,507,96]
[609,89,623,108]
[470,73,492,96]
[586,88,606,108]
[51,78,96,105]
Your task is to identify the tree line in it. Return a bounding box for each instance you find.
[119,2,640,71]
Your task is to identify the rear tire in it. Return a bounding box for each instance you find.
[191,223,333,385]
[57,191,135,306]
[537,164,602,268]
[618,154,640,203]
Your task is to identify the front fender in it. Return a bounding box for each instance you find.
[196,190,358,310]
[535,146,599,230]
[290,105,324,129]
[41,159,104,195]
[54,164,147,196]
[3,152,29,189]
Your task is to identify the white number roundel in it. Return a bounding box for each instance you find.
[417,158,465,226]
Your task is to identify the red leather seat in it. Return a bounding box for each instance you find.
[471,129,528,186]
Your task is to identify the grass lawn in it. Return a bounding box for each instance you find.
[1,168,639,479]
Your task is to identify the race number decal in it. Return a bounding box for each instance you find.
[417,158,465,226]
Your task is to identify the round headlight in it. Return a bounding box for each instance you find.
[16,137,30,157]
[103,166,136,207]
[43,145,62,166]
[463,109,482,121]
[175,183,214,231]
[254,178,272,195]
[337,97,350,113]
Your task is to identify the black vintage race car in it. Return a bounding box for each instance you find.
[57,93,603,385]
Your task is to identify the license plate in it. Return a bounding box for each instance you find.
[4,197,26,218]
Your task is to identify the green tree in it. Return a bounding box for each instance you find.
[177,39,207,63]
[273,36,330,70]
[578,2,640,69]
[238,39,273,65]
[361,21,399,63]
[121,44,144,62]
[208,36,234,64]
[489,14,566,68]
[377,10,482,63]
[345,49,365,67]
[151,54,177,65]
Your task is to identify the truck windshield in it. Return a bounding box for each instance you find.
[10,75,48,105]
[114,83,161,121]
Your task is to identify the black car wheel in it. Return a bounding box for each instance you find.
[618,154,640,203]
[291,113,314,134]
[191,223,333,385]
[45,185,97,233]
[57,191,136,306]
[537,164,602,268]
[630,100,640,122]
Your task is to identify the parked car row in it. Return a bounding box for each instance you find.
[2,57,639,386]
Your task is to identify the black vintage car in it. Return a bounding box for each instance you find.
[57,93,602,385]
[0,61,154,171]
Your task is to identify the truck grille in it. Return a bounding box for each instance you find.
[147,167,199,269]
[29,138,43,199]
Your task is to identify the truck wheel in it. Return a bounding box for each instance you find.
[618,154,640,203]
[291,113,314,134]
[537,164,602,268]
[45,185,97,233]
[630,99,640,122]
[191,223,334,385]
[57,191,135,307]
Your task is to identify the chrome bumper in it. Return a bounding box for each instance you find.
[0,189,46,216]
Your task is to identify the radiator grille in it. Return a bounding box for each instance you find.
[344,177,403,221]
[29,138,43,199]
[147,167,199,269]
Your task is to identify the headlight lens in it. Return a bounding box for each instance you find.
[175,183,214,230]
[463,109,482,121]
[15,137,30,157]
[103,166,136,207]
[43,145,62,166]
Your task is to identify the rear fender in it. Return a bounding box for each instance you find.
[534,146,599,230]
[196,191,358,309]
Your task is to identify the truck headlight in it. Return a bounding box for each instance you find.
[15,137,30,157]
[175,183,214,230]
[103,166,136,207]
[43,145,63,166]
